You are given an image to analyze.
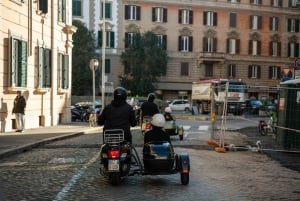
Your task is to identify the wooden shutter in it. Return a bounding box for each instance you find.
[98,31,102,47]
[178,36,182,51]
[189,10,193,24]
[163,8,167,22]
[152,8,155,22]
[213,12,217,26]
[110,32,115,48]
[257,41,261,55]
[213,38,217,52]
[136,6,141,20]
[203,12,207,25]
[125,5,129,19]
[163,35,167,50]
[178,10,182,23]
[189,36,193,52]
[257,66,261,79]
[105,59,110,73]
[18,40,27,87]
[44,49,51,88]
[63,55,69,89]
[226,39,229,53]
[236,39,240,54]
[248,65,252,78]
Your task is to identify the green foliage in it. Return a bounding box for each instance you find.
[72,20,97,95]
[120,31,168,96]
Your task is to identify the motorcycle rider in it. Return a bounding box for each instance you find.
[140,93,159,120]
[98,87,137,143]
[164,107,174,121]
[144,113,171,144]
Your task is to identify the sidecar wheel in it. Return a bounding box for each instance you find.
[109,173,121,185]
[181,172,189,185]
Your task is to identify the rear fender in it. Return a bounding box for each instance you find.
[178,153,190,173]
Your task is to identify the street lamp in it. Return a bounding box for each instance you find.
[89,59,99,110]
[101,0,106,108]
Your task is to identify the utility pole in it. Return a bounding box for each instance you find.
[101,0,106,108]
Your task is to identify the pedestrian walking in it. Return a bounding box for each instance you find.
[12,90,26,132]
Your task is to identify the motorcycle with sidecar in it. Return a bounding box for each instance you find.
[99,129,190,185]
[164,120,184,140]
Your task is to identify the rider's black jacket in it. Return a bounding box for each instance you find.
[141,101,159,117]
[144,126,171,144]
[98,100,137,143]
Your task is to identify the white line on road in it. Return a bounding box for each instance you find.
[53,151,100,201]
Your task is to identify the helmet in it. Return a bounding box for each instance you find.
[113,87,127,101]
[151,113,165,127]
[165,107,172,113]
[148,93,155,102]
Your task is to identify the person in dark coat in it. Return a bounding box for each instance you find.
[12,90,26,132]
[98,87,137,143]
[140,93,159,125]
[144,113,171,144]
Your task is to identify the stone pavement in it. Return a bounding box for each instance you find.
[0,122,100,160]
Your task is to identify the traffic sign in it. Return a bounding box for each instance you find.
[294,57,300,69]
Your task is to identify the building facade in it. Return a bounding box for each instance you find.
[0,0,76,132]
[73,0,300,101]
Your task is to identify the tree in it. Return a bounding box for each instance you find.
[72,20,97,95]
[120,31,168,96]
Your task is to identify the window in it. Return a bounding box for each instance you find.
[289,0,299,7]
[58,53,69,89]
[248,40,261,56]
[152,7,167,23]
[181,62,189,76]
[229,13,237,28]
[39,0,48,14]
[269,66,281,79]
[205,63,213,77]
[270,17,279,31]
[287,19,300,32]
[98,31,115,48]
[58,0,66,23]
[228,0,241,3]
[157,34,167,50]
[203,37,217,53]
[250,0,262,5]
[248,65,261,79]
[125,32,138,48]
[288,42,300,57]
[178,9,193,24]
[124,5,141,20]
[38,47,51,88]
[72,0,82,17]
[227,38,240,54]
[203,11,217,26]
[269,42,281,56]
[9,37,27,88]
[178,36,193,52]
[271,0,283,7]
[250,15,262,30]
[228,64,236,78]
[101,2,111,19]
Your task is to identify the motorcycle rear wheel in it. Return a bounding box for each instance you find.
[109,172,121,185]
[181,172,189,185]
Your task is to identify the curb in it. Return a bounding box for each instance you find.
[0,132,85,160]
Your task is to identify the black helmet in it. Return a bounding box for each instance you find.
[114,87,127,101]
[148,93,155,101]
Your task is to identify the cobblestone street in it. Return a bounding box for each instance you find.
[0,133,299,201]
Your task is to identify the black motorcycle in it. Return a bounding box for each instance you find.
[99,129,140,185]
[100,129,190,186]
[71,105,92,122]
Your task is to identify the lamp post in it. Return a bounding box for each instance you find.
[101,0,106,108]
[89,59,99,110]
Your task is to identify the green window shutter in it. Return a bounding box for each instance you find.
[110,32,115,48]
[105,3,111,18]
[44,49,51,88]
[10,37,16,86]
[63,55,69,89]
[38,47,43,87]
[18,40,27,87]
[105,59,110,73]
[98,31,102,47]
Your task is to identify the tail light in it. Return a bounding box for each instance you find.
[145,123,152,129]
[108,150,120,159]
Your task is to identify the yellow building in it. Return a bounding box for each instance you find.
[0,0,76,132]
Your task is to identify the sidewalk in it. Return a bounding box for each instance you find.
[0,122,99,160]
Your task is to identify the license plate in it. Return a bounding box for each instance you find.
[108,159,119,171]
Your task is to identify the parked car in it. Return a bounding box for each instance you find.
[245,99,263,114]
[168,99,191,112]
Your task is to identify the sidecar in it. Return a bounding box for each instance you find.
[163,120,184,140]
[141,141,190,185]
